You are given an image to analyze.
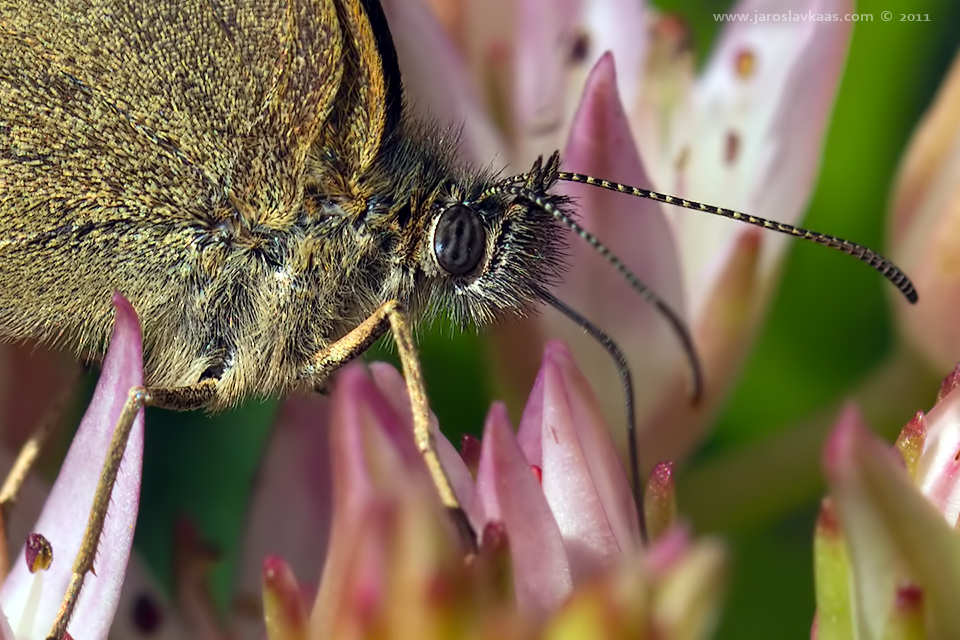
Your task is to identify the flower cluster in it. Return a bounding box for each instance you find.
[0,300,724,639]
[815,368,960,639]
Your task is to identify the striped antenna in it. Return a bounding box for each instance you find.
[557,172,919,304]
[502,184,704,404]
[534,285,650,544]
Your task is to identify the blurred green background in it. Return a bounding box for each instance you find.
[128,0,960,637]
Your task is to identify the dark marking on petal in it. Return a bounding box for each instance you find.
[675,146,691,174]
[735,48,756,79]
[568,30,590,64]
[726,131,740,165]
[133,592,164,635]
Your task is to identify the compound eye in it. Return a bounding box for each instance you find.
[433,204,486,277]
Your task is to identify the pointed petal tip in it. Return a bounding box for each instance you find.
[593,50,616,78]
[0,291,147,637]
[262,555,308,640]
[645,461,677,541]
[474,395,572,615]
[110,290,136,318]
[542,339,571,361]
[460,433,482,477]
[262,555,293,584]
[937,364,960,403]
[485,401,513,433]
[895,411,927,478]
[479,520,509,553]
[648,461,675,487]
[815,498,840,540]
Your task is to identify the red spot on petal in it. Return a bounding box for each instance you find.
[654,14,692,54]
[675,146,690,174]
[896,582,923,610]
[427,573,453,604]
[938,364,960,402]
[816,498,840,538]
[353,577,380,620]
[460,434,482,477]
[487,40,509,67]
[735,48,756,79]
[725,131,740,165]
[568,30,590,64]
[480,521,508,551]
[530,464,543,485]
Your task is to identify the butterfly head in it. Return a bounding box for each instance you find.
[397,151,571,327]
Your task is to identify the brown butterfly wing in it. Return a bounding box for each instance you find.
[326,0,403,174]
[0,0,347,349]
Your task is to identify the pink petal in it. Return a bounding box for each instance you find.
[0,433,183,639]
[573,0,647,109]
[474,403,572,616]
[514,0,647,165]
[234,394,332,640]
[643,525,690,577]
[380,0,504,166]
[824,404,960,639]
[366,363,476,523]
[720,0,853,218]
[640,0,853,312]
[637,228,761,466]
[543,53,686,439]
[310,363,433,632]
[514,0,578,160]
[889,50,960,246]
[559,53,684,318]
[0,293,145,639]
[888,54,960,373]
[111,554,189,639]
[0,608,13,640]
[517,341,639,583]
[915,379,960,525]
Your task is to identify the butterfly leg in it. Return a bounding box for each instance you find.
[46,380,216,640]
[306,300,475,548]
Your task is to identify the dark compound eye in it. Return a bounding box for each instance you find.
[433,204,486,277]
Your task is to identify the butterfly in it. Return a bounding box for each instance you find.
[0,0,917,636]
